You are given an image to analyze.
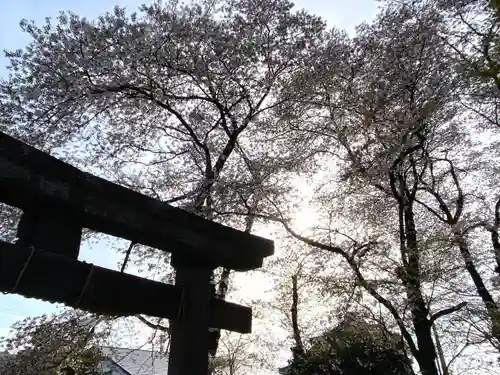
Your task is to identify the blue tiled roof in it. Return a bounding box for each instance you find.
[101,347,169,375]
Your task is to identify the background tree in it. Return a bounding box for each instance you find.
[209,331,268,375]
[287,317,415,375]
[0,0,326,368]
[0,310,109,375]
[259,1,499,374]
[2,0,500,373]
[383,0,500,351]
[433,0,500,129]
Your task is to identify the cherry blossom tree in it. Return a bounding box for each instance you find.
[259,2,500,374]
[0,310,109,375]
[0,0,327,368]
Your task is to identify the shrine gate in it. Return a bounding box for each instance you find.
[0,131,274,375]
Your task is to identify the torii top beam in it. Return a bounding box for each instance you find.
[0,131,274,271]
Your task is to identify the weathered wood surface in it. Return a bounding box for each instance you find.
[0,241,252,333]
[168,257,213,375]
[16,210,82,258]
[0,131,274,271]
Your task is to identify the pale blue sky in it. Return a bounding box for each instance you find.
[0,0,378,338]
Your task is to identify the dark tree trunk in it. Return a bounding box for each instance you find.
[402,201,439,375]
[454,232,500,342]
[207,267,230,374]
[492,198,500,277]
[198,129,243,374]
[206,191,261,374]
[491,228,500,276]
[291,274,304,358]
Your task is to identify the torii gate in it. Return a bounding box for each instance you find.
[0,131,274,375]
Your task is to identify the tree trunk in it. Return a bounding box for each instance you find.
[291,274,304,358]
[207,267,231,374]
[206,191,261,374]
[492,198,500,277]
[453,231,500,342]
[403,202,439,375]
[432,323,449,375]
[491,228,500,276]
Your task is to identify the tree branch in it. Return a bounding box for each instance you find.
[414,196,448,223]
[430,302,468,324]
[120,241,136,273]
[437,157,464,223]
[135,315,169,333]
[215,208,420,358]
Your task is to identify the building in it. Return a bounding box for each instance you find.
[99,347,168,375]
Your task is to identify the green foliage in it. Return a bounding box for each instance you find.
[288,325,414,375]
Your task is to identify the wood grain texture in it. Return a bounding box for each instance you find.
[0,241,252,333]
[0,131,274,271]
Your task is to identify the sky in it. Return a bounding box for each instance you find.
[0,0,379,364]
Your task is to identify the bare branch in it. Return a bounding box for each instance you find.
[120,241,136,273]
[430,302,468,324]
[135,315,169,333]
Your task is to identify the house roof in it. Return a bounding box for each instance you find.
[101,347,169,375]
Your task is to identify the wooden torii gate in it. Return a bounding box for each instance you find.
[0,131,274,375]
